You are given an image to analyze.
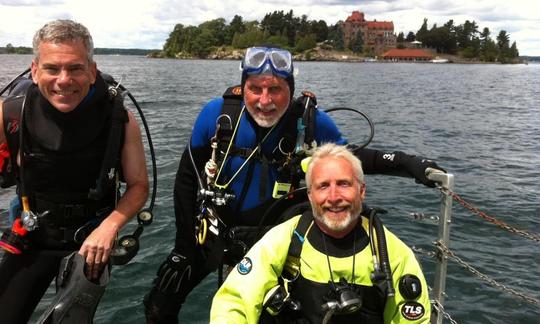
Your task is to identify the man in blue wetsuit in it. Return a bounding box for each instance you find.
[143,46,443,323]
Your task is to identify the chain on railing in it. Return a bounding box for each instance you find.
[411,245,436,258]
[413,243,540,323]
[432,300,458,324]
[442,188,540,243]
[436,242,540,306]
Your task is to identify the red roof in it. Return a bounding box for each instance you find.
[367,21,394,30]
[346,10,365,23]
[381,49,433,59]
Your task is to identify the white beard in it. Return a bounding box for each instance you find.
[311,200,362,232]
[246,102,287,128]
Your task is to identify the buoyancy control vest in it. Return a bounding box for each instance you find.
[196,87,320,270]
[1,73,128,239]
[216,85,319,200]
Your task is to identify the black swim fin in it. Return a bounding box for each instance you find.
[37,252,110,324]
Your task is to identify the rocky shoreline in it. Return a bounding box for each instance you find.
[149,46,525,64]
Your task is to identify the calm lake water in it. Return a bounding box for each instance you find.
[1,54,539,323]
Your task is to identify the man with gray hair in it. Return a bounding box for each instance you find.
[0,19,149,323]
[210,143,431,323]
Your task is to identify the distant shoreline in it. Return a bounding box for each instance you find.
[0,47,159,56]
[1,48,536,63]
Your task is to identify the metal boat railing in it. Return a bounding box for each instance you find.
[425,167,454,324]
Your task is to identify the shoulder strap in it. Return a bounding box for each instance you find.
[282,211,313,279]
[88,83,128,200]
[300,91,317,148]
[218,85,243,154]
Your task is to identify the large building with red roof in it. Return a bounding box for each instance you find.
[341,10,396,56]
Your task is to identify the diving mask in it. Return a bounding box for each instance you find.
[241,47,294,79]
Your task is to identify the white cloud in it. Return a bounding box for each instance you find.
[0,0,538,55]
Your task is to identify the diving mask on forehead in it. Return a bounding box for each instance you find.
[241,47,294,79]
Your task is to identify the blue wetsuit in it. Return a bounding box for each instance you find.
[191,97,346,212]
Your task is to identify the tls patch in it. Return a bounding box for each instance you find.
[237,257,252,275]
[401,302,425,320]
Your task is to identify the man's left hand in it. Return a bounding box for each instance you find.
[403,156,446,188]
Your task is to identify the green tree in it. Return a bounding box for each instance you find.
[456,20,478,49]
[510,41,519,58]
[396,32,405,49]
[416,18,429,43]
[181,26,202,54]
[191,28,217,57]
[482,38,498,62]
[327,24,344,50]
[425,23,457,53]
[297,14,310,37]
[224,15,246,45]
[295,33,317,52]
[163,24,186,57]
[479,27,490,55]
[496,30,510,62]
[266,32,289,48]
[198,18,227,46]
[405,31,415,42]
[6,43,15,54]
[311,20,329,42]
[349,31,363,53]
[231,21,264,48]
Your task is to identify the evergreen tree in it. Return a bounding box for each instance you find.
[482,38,499,62]
[396,32,405,49]
[224,15,246,45]
[405,31,416,42]
[510,41,519,58]
[496,30,511,62]
[349,31,363,53]
[416,18,429,43]
[327,24,344,50]
[312,20,329,42]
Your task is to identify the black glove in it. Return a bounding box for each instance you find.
[400,154,446,188]
[155,251,193,295]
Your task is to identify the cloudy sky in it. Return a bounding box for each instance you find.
[1,0,539,55]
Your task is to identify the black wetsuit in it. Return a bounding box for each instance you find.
[0,75,118,324]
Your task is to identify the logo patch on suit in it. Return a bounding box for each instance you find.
[399,274,422,300]
[237,257,252,275]
[232,86,242,95]
[401,302,425,320]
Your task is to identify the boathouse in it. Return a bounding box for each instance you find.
[381,48,433,62]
